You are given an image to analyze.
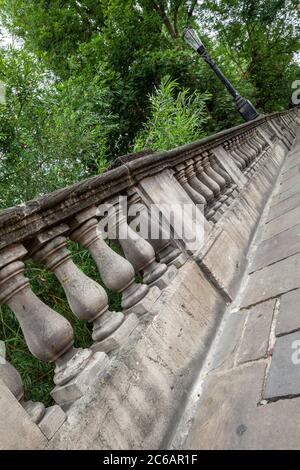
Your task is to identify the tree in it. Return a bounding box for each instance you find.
[199,0,300,111]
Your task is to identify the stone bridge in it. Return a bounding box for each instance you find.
[0,107,300,450]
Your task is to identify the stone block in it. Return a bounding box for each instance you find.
[241,252,300,308]
[38,405,66,440]
[263,205,300,241]
[137,169,211,254]
[123,285,161,315]
[51,352,109,406]
[237,299,275,364]
[250,223,300,273]
[276,289,300,336]
[195,225,246,301]
[264,331,300,399]
[0,380,47,449]
[91,313,139,353]
[268,191,300,223]
[212,146,247,189]
[149,264,177,290]
[0,244,27,269]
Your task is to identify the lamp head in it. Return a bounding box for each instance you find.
[183,27,204,51]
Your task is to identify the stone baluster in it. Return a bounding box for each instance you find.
[184,159,209,206]
[106,198,177,290]
[193,155,222,219]
[29,224,132,353]
[230,138,248,169]
[0,350,45,423]
[0,244,108,408]
[193,158,215,203]
[211,157,237,205]
[204,151,227,200]
[235,135,252,167]
[243,133,257,164]
[175,163,206,206]
[70,206,160,315]
[127,191,187,269]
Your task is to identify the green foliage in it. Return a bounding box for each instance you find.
[0,48,118,208]
[134,76,211,151]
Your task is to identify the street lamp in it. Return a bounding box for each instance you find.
[183,27,259,122]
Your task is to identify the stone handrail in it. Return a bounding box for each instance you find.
[0,106,299,446]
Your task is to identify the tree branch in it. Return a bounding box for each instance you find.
[150,0,178,39]
[188,0,198,17]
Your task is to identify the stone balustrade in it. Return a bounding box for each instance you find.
[0,106,299,445]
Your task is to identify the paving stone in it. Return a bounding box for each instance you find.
[183,362,300,450]
[237,300,275,364]
[280,163,300,183]
[250,223,300,273]
[268,191,300,222]
[276,289,300,336]
[277,173,300,194]
[273,183,300,206]
[264,331,300,399]
[263,206,300,240]
[282,153,300,173]
[241,252,300,308]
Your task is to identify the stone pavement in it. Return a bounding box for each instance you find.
[175,130,300,450]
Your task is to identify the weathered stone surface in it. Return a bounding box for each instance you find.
[263,205,300,240]
[268,191,300,223]
[123,285,161,315]
[276,172,300,195]
[137,169,210,254]
[0,380,47,450]
[51,352,110,407]
[276,289,300,336]
[237,300,275,364]
[149,264,177,290]
[272,182,300,206]
[241,252,300,308]
[207,311,246,371]
[212,145,247,188]
[264,331,300,399]
[195,226,246,301]
[250,223,300,273]
[182,363,300,450]
[91,313,138,353]
[38,405,66,440]
[280,163,300,183]
[47,260,226,450]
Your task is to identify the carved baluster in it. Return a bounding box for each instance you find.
[204,151,227,201]
[29,225,132,353]
[230,138,247,169]
[175,163,206,206]
[243,133,257,164]
[127,191,187,269]
[0,244,107,407]
[106,198,177,290]
[193,157,220,219]
[0,347,45,423]
[193,158,215,202]
[70,206,159,315]
[236,135,252,167]
[211,157,237,205]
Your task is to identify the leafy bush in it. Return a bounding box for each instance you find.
[134,76,211,152]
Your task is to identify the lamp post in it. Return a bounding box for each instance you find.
[183,27,259,122]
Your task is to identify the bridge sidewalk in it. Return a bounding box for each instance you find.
[178,129,300,449]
